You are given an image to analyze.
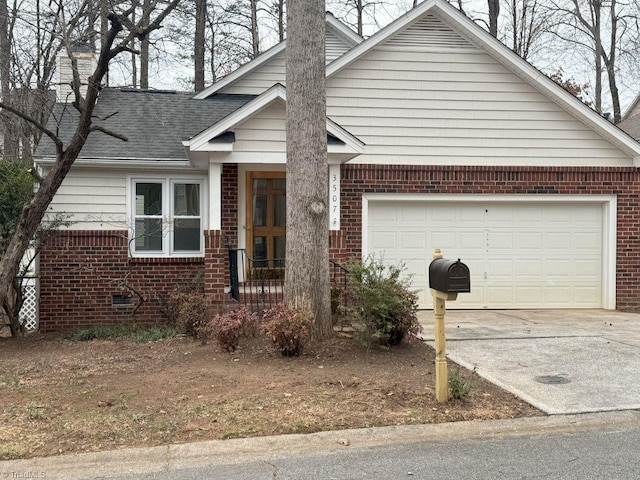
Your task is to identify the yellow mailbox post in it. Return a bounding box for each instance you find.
[428,249,470,403]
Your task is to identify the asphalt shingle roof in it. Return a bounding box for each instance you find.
[36,88,255,160]
[618,114,640,142]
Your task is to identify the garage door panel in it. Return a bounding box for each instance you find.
[544,233,573,250]
[400,231,427,249]
[514,232,543,250]
[489,232,513,250]
[370,231,397,249]
[515,206,543,224]
[430,231,456,249]
[459,206,486,223]
[515,286,543,304]
[430,205,458,224]
[399,204,427,223]
[367,200,604,309]
[574,232,601,250]
[573,259,601,279]
[457,231,484,249]
[573,287,601,306]
[514,259,542,277]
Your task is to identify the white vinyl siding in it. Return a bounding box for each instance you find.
[386,14,475,49]
[46,169,127,229]
[220,51,286,95]
[366,199,608,310]
[220,27,356,95]
[233,102,287,153]
[326,28,354,62]
[325,17,632,166]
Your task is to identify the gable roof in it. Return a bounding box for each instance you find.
[35,89,255,163]
[184,83,364,162]
[193,13,362,100]
[622,92,640,122]
[618,114,640,141]
[325,0,640,162]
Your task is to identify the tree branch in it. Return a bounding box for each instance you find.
[89,124,128,141]
[0,101,63,153]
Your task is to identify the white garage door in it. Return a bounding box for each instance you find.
[367,201,604,309]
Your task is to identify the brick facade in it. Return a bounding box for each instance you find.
[39,230,205,333]
[38,163,640,332]
[340,164,640,310]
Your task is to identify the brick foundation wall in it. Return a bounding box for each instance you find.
[39,230,206,333]
[340,164,640,310]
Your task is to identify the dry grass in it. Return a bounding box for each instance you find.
[0,332,541,460]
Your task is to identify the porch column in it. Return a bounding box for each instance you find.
[329,163,340,230]
[209,162,222,231]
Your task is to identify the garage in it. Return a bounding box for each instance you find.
[365,196,614,309]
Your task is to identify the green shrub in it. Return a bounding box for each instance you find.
[133,326,177,343]
[67,325,177,343]
[344,256,421,348]
[261,303,313,357]
[200,306,259,352]
[449,368,472,402]
[66,324,132,341]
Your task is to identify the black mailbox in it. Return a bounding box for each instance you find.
[429,258,470,294]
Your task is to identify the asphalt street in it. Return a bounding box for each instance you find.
[3,411,640,480]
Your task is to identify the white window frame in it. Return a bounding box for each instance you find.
[128,176,207,258]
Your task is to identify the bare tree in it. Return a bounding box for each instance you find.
[488,0,500,36]
[502,0,551,60]
[194,0,206,91]
[285,0,331,339]
[0,0,180,336]
[548,0,639,122]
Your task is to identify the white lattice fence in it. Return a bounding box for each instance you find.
[19,277,39,331]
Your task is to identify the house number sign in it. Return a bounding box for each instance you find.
[329,164,340,230]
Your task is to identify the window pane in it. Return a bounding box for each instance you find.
[273,236,286,268]
[174,184,200,216]
[253,195,267,226]
[253,236,267,268]
[272,178,286,190]
[135,183,162,216]
[253,178,267,190]
[274,194,286,227]
[174,218,201,251]
[135,218,163,251]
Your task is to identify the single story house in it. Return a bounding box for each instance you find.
[35,0,640,332]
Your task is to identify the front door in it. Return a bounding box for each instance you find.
[246,172,286,267]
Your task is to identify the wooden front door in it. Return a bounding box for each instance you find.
[246,172,286,267]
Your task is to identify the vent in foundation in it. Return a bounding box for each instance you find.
[112,294,134,305]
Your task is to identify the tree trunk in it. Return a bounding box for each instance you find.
[488,0,500,37]
[285,0,331,339]
[140,0,151,90]
[250,0,259,57]
[0,0,16,158]
[277,0,285,42]
[194,0,206,92]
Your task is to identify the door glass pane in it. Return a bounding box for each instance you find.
[274,194,286,227]
[135,218,163,251]
[174,184,200,216]
[272,178,286,190]
[253,194,267,226]
[253,236,267,267]
[135,183,162,215]
[273,236,286,268]
[174,218,201,251]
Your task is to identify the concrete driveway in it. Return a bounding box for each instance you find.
[418,309,640,415]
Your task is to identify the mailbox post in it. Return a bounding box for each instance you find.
[428,249,470,403]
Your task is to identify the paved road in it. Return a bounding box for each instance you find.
[3,411,639,480]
